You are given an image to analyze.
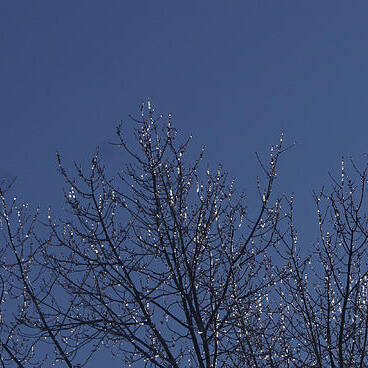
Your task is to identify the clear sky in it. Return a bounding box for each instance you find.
[1,2,368,366]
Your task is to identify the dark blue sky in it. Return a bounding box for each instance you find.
[1,2,368,365]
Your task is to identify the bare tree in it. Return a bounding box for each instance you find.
[0,178,77,368]
[3,103,368,368]
[5,102,286,368]
[2,102,329,367]
[278,157,368,368]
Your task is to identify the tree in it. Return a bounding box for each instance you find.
[0,102,290,367]
[2,102,368,367]
[278,158,368,368]
[0,178,76,368]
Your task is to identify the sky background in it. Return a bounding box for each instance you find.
[1,1,368,366]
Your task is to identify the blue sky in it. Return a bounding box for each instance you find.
[1,1,368,366]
